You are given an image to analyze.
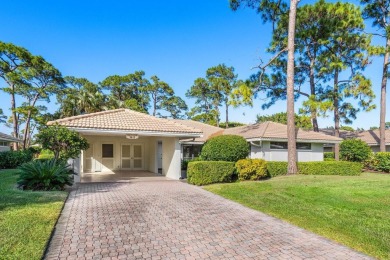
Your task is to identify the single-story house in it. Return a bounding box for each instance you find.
[49,109,342,182]
[177,121,342,162]
[322,129,390,152]
[48,109,203,181]
[0,132,22,152]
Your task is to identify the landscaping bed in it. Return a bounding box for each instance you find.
[205,172,390,259]
[0,169,67,259]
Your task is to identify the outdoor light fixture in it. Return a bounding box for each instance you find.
[126,134,139,140]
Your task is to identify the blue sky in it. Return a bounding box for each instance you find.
[0,0,388,134]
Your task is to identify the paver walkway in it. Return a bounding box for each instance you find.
[45,180,371,260]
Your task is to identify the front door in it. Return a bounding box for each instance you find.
[84,144,94,172]
[121,144,144,170]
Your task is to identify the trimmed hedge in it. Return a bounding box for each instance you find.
[187,161,236,185]
[297,161,362,176]
[266,161,362,176]
[200,135,249,162]
[0,150,34,169]
[236,159,268,180]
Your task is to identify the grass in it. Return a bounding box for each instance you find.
[0,169,67,260]
[204,172,390,259]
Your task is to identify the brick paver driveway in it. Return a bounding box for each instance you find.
[45,180,371,260]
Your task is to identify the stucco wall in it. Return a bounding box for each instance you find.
[161,137,181,179]
[82,135,151,172]
[0,146,10,152]
[250,141,324,162]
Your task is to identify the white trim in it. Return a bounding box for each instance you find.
[68,127,202,138]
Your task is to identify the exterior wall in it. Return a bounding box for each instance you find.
[369,145,390,153]
[81,135,151,172]
[0,146,10,152]
[250,141,324,162]
[161,137,181,179]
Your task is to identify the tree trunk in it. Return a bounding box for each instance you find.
[225,101,229,129]
[22,110,32,149]
[309,58,319,132]
[10,87,19,151]
[379,38,389,152]
[286,0,299,175]
[334,69,340,161]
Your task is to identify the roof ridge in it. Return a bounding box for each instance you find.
[259,121,271,137]
[48,109,125,125]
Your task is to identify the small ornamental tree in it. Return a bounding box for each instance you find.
[36,124,89,160]
[340,139,372,162]
[200,135,249,162]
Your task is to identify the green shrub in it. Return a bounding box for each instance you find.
[38,149,55,160]
[266,161,288,177]
[266,161,362,176]
[324,158,335,161]
[374,152,390,173]
[17,159,74,190]
[340,139,372,162]
[200,135,249,162]
[235,159,268,180]
[0,150,34,169]
[187,161,236,185]
[324,152,335,159]
[181,157,200,170]
[298,161,362,176]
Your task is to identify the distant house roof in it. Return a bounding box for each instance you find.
[222,121,342,143]
[321,129,390,146]
[0,132,22,142]
[48,109,202,137]
[170,119,223,143]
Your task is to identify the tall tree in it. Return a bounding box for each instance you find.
[256,112,312,129]
[160,96,188,119]
[186,77,217,124]
[206,64,237,128]
[0,42,33,149]
[18,55,65,148]
[317,2,373,160]
[0,108,6,124]
[361,0,390,152]
[58,76,105,117]
[230,0,299,173]
[146,75,174,116]
[101,71,150,112]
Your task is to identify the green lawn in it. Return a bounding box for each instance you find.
[0,169,67,260]
[204,172,390,259]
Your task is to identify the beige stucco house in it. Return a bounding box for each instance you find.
[0,132,22,152]
[49,109,342,182]
[48,109,203,182]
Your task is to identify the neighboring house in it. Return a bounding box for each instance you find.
[49,109,342,182]
[0,132,22,152]
[48,109,203,181]
[322,129,390,152]
[177,121,342,162]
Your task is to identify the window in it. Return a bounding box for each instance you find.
[102,144,114,158]
[183,144,202,160]
[297,143,311,150]
[270,142,312,150]
[0,141,9,146]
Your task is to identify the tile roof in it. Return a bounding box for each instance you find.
[48,109,203,135]
[0,132,22,142]
[321,129,390,145]
[170,119,223,143]
[223,121,342,143]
